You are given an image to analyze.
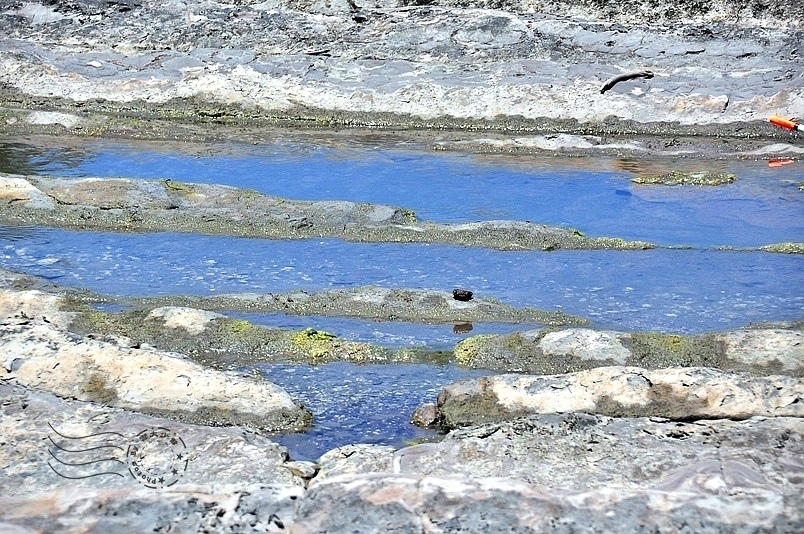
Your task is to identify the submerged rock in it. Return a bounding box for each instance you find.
[434,366,803,429]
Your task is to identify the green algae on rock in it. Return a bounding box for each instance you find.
[452,327,803,376]
[760,242,804,254]
[632,171,737,186]
[0,173,656,251]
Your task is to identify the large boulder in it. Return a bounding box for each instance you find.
[0,484,303,533]
[391,413,804,492]
[293,473,802,533]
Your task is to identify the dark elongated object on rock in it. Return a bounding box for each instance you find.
[453,289,473,301]
[600,70,654,94]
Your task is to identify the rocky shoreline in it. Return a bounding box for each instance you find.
[2,265,802,531]
[1,0,802,532]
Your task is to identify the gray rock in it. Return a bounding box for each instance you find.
[0,484,302,533]
[295,472,803,533]
[454,327,804,375]
[0,382,301,496]
[0,0,801,141]
[391,413,804,493]
[0,289,311,431]
[435,366,803,429]
[312,444,396,487]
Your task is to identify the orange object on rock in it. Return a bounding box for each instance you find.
[768,158,795,168]
[769,115,801,131]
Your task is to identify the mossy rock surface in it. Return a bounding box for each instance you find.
[760,242,804,254]
[632,171,737,186]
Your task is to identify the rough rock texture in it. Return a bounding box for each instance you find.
[0,289,311,431]
[454,327,804,375]
[0,484,303,533]
[435,366,803,428]
[294,473,803,533]
[391,413,804,490]
[0,173,655,250]
[0,0,801,142]
[312,444,396,487]
[138,285,585,325]
[0,382,304,496]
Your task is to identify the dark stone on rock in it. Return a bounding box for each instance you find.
[452,288,473,301]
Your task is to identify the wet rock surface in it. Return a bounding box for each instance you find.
[455,327,804,375]
[0,172,656,250]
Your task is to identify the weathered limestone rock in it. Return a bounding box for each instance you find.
[311,444,396,488]
[0,382,302,496]
[147,306,226,335]
[0,484,303,533]
[0,287,74,329]
[1,290,311,431]
[3,1,801,147]
[716,329,804,373]
[435,366,803,429]
[454,327,804,375]
[294,473,802,533]
[391,413,804,492]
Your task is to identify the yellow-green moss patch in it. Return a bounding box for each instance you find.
[454,334,498,366]
[632,171,737,186]
[760,242,804,254]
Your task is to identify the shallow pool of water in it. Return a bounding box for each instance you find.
[1,134,802,460]
[2,228,801,333]
[255,362,492,461]
[2,137,802,247]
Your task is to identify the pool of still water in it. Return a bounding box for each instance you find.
[1,136,802,459]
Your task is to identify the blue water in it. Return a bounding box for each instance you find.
[2,228,801,333]
[1,136,802,460]
[257,362,492,461]
[2,137,802,247]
